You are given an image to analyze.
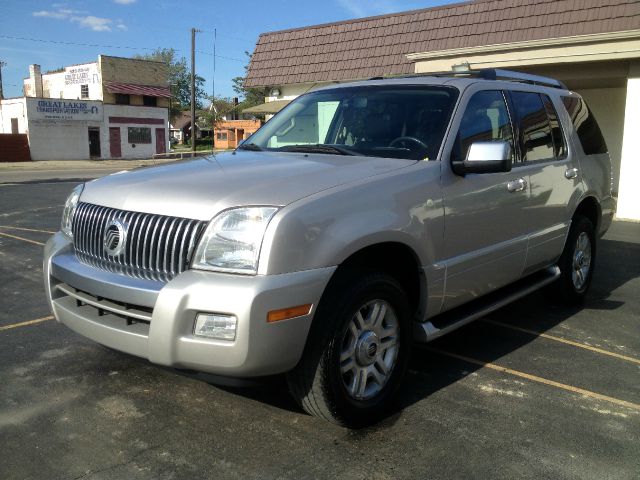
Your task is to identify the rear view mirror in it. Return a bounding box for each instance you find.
[452,140,512,175]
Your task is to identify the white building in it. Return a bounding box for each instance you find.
[0,55,170,160]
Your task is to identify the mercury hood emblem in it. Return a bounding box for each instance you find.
[103,219,127,257]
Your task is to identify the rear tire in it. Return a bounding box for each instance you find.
[287,271,412,427]
[555,215,596,304]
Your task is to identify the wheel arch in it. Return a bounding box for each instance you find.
[324,241,425,322]
[573,195,601,231]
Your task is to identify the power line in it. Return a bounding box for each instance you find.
[195,50,243,62]
[0,34,245,63]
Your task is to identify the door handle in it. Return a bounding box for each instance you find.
[565,167,579,180]
[507,178,527,193]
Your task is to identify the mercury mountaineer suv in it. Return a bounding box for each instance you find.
[44,69,615,426]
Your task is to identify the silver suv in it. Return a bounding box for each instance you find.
[44,70,616,426]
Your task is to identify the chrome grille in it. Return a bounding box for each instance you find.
[72,202,207,282]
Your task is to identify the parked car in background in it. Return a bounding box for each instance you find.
[44,69,615,426]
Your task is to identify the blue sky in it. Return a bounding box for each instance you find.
[1,0,462,100]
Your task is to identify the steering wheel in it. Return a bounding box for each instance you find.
[388,136,428,150]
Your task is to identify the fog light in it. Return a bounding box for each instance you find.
[194,313,237,341]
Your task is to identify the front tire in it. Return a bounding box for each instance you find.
[287,271,412,427]
[556,215,596,304]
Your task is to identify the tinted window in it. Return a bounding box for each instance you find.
[510,91,554,162]
[246,86,458,161]
[542,95,566,158]
[562,96,608,155]
[454,90,514,162]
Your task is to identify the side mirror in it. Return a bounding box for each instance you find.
[451,140,513,175]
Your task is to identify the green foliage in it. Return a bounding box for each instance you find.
[203,96,237,125]
[134,48,207,117]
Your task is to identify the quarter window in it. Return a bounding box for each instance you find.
[510,91,554,162]
[127,127,151,144]
[561,96,607,155]
[454,90,514,162]
[542,95,566,159]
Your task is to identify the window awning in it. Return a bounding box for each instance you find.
[104,81,171,98]
[243,99,291,114]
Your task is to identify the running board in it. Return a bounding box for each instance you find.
[414,266,561,343]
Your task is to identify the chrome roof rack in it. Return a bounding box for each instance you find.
[368,68,568,90]
[476,69,568,90]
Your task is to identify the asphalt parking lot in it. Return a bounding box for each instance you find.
[1,173,639,480]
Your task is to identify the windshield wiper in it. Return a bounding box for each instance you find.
[236,142,263,151]
[276,144,356,156]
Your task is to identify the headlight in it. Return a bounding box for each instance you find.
[61,184,84,238]
[192,206,279,274]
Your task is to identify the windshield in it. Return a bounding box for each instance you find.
[243,85,459,160]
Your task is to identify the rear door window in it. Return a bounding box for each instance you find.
[510,91,554,162]
[561,96,608,155]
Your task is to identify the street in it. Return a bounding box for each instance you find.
[0,170,638,480]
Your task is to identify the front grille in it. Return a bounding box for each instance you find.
[72,202,207,282]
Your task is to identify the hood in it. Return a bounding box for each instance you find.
[80,151,416,220]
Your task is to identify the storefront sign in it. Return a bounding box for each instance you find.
[29,99,103,121]
[64,65,100,86]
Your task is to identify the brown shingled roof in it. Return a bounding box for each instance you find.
[245,0,640,88]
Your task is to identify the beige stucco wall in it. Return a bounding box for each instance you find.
[99,55,168,87]
[575,87,627,191]
[266,82,330,102]
[410,31,640,73]
[99,55,169,107]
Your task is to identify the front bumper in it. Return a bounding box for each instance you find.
[44,232,335,377]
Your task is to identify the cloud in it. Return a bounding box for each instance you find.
[113,0,137,4]
[336,0,413,18]
[32,9,126,32]
[73,15,113,32]
[33,10,70,19]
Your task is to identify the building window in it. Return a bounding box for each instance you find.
[143,95,157,107]
[115,93,130,105]
[81,84,89,99]
[11,118,19,134]
[216,132,228,141]
[128,127,151,144]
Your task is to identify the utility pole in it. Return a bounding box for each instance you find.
[0,61,6,100]
[190,28,198,154]
[212,28,216,102]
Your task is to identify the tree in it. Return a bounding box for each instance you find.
[232,51,270,118]
[204,96,237,126]
[134,48,207,118]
